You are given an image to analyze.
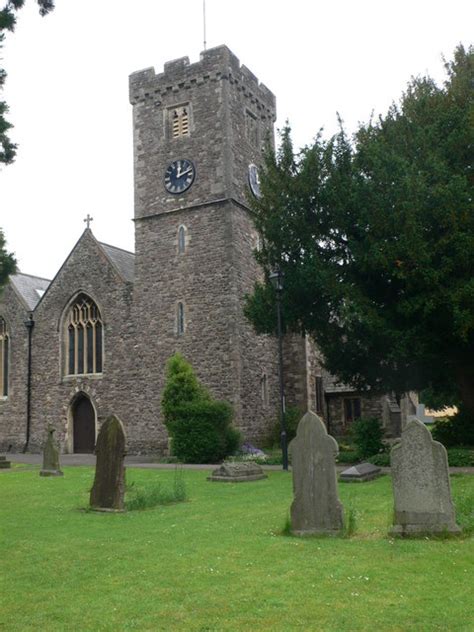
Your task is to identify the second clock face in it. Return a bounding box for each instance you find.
[164,159,195,194]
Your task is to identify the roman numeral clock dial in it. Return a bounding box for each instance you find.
[164,159,196,194]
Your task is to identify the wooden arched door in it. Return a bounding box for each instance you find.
[73,395,96,453]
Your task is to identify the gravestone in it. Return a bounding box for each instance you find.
[90,415,126,512]
[207,461,267,482]
[40,425,63,477]
[0,455,11,469]
[290,411,344,535]
[390,418,461,536]
[340,462,381,483]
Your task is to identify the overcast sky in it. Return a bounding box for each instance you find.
[0,0,472,280]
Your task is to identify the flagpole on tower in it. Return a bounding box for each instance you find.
[203,0,207,51]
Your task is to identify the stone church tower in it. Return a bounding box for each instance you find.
[127,46,279,451]
[0,46,408,455]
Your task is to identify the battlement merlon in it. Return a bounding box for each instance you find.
[129,44,276,116]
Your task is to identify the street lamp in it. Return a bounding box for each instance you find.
[269,268,288,471]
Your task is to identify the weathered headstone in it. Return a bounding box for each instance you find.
[40,425,63,477]
[340,462,381,483]
[290,411,344,535]
[0,455,11,469]
[90,415,126,512]
[207,461,267,482]
[390,418,461,536]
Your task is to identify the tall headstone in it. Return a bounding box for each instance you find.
[40,425,63,477]
[290,411,344,535]
[390,418,461,536]
[90,415,126,512]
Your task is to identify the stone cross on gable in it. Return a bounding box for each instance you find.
[84,214,93,229]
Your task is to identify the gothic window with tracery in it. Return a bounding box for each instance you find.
[0,317,9,397]
[66,294,103,375]
[170,105,190,138]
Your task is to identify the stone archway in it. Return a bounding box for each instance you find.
[72,395,96,453]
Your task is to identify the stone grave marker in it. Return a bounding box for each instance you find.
[40,425,63,477]
[0,455,11,469]
[290,411,344,535]
[390,418,461,536]
[208,461,267,482]
[90,415,126,512]
[340,462,381,483]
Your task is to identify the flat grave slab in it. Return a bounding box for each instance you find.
[207,461,267,482]
[340,462,381,482]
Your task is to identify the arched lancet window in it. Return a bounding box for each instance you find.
[178,225,186,254]
[66,294,103,375]
[177,302,185,335]
[260,373,269,407]
[0,317,9,397]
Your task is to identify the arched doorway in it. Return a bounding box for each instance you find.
[72,395,96,453]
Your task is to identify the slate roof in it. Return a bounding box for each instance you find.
[323,371,357,394]
[10,273,51,311]
[99,242,135,282]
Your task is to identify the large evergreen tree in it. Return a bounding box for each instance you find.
[1,0,54,164]
[0,228,16,287]
[245,45,474,415]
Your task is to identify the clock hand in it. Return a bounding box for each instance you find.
[180,168,193,177]
[176,164,182,178]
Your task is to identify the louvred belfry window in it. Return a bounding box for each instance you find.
[0,317,9,397]
[66,295,103,375]
[171,106,190,138]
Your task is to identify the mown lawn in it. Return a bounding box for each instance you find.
[1,467,473,631]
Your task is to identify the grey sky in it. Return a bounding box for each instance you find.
[0,0,472,280]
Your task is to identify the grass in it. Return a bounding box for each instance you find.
[1,467,474,631]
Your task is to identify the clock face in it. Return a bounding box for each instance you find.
[248,163,261,198]
[164,159,195,194]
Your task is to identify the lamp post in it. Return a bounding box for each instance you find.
[23,313,34,453]
[269,269,288,471]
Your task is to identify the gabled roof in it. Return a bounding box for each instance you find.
[10,273,51,311]
[99,242,134,283]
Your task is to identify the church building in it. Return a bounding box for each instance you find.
[0,46,411,454]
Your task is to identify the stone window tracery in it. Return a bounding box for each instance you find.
[66,294,103,375]
[0,317,9,397]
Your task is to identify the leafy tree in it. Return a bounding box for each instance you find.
[1,0,54,164]
[0,228,16,287]
[245,45,474,416]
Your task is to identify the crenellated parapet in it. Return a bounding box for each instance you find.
[129,45,276,121]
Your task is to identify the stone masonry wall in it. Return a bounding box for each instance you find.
[0,284,29,451]
[26,230,136,453]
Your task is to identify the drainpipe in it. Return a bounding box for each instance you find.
[23,313,34,453]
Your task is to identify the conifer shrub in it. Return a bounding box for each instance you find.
[162,353,241,463]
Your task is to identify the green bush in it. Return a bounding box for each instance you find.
[350,417,384,460]
[432,409,474,448]
[162,354,241,463]
[337,450,358,464]
[446,448,474,467]
[366,452,391,467]
[267,406,303,447]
